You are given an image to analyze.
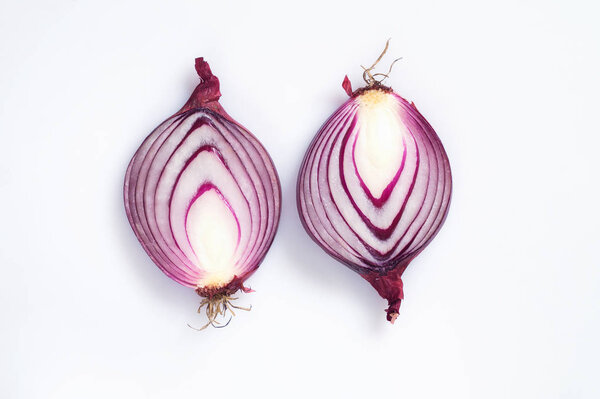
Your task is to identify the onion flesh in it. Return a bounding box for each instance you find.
[297,78,452,323]
[124,58,281,327]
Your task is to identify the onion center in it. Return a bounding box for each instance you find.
[186,186,240,288]
[354,91,405,198]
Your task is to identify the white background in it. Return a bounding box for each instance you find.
[1,0,599,398]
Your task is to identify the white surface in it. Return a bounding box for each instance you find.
[1,0,599,398]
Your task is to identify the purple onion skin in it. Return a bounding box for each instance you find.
[124,58,281,299]
[297,78,452,322]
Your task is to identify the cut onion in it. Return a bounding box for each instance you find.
[297,46,452,323]
[124,58,281,328]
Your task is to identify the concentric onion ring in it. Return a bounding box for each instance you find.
[124,59,281,316]
[297,81,451,322]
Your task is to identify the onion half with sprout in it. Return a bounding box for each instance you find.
[124,58,281,330]
[297,41,452,323]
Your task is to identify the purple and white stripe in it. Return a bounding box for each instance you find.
[125,108,281,288]
[297,90,451,275]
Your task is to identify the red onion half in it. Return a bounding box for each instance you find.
[124,58,281,328]
[297,52,452,323]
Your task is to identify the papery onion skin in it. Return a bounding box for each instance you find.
[297,77,452,323]
[124,58,281,301]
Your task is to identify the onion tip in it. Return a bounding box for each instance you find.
[361,262,408,322]
[178,58,224,115]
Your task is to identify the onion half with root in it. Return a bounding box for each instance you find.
[297,43,452,323]
[124,58,281,329]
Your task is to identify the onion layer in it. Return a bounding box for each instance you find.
[124,58,281,327]
[297,76,451,323]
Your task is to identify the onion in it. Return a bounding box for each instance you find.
[124,58,281,329]
[296,43,452,323]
